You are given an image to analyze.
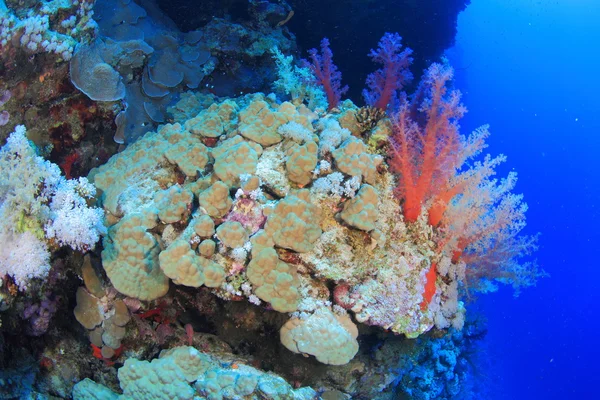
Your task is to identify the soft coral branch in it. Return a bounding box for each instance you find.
[304,38,348,110]
[437,172,544,294]
[443,172,527,260]
[389,62,468,223]
[428,136,505,227]
[387,59,541,294]
[463,234,543,295]
[363,32,413,111]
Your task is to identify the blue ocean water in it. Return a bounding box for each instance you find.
[448,0,600,398]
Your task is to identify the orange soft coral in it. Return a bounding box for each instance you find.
[389,63,497,225]
[389,62,542,293]
[420,263,437,311]
[389,63,464,223]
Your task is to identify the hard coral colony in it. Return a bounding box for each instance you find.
[0,0,543,399]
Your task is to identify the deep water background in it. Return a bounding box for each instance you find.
[445,0,600,398]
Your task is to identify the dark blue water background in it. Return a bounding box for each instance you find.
[446,0,600,397]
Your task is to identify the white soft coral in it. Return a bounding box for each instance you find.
[44,177,106,251]
[0,125,60,219]
[0,230,50,291]
[0,125,105,290]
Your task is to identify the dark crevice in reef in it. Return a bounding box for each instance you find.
[154,0,470,103]
[285,0,471,101]
[155,0,252,31]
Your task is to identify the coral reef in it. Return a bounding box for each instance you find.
[0,0,96,62]
[0,2,541,399]
[85,92,468,344]
[74,345,318,400]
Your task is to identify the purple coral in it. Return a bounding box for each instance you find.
[0,89,10,105]
[303,38,348,110]
[0,111,8,126]
[363,32,413,111]
[0,89,10,126]
[22,294,60,336]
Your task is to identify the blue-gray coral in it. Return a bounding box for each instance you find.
[68,0,214,142]
[69,41,126,101]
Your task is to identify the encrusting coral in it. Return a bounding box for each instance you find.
[72,346,318,400]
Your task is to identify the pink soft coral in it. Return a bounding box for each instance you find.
[440,172,527,262]
[304,38,348,110]
[438,172,543,293]
[389,62,542,292]
[363,32,413,110]
[389,62,468,223]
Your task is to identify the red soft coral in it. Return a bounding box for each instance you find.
[389,62,467,223]
[304,38,348,110]
[389,62,542,294]
[389,63,503,226]
[420,263,437,311]
[363,32,413,111]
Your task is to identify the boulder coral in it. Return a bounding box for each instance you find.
[85,74,539,371]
